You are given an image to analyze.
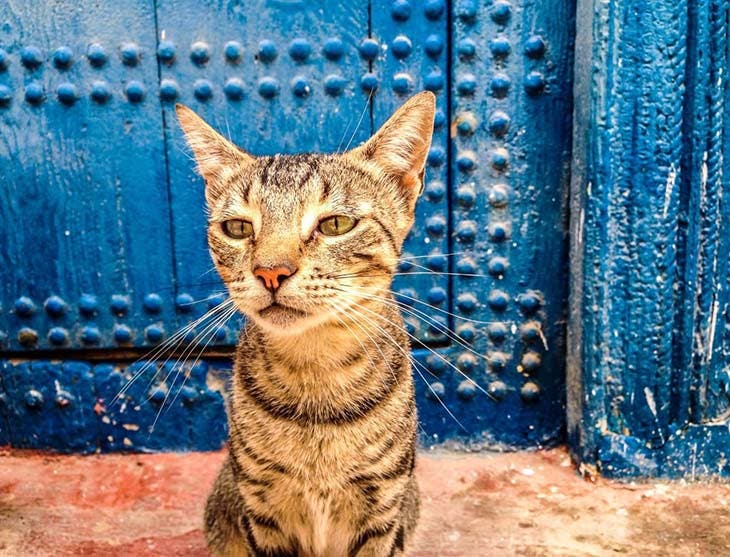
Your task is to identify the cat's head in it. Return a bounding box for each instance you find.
[176,92,435,337]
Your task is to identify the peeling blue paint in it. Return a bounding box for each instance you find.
[568,0,730,477]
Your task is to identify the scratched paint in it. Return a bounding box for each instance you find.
[569,0,730,477]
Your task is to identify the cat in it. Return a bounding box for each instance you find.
[176,90,435,557]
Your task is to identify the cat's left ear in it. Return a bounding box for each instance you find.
[175,104,254,196]
[346,91,435,208]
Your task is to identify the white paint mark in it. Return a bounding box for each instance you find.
[707,297,719,363]
[644,387,657,418]
[538,326,549,351]
[663,166,676,218]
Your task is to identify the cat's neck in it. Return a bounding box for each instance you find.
[253,317,370,371]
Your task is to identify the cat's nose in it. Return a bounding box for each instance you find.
[253,264,297,292]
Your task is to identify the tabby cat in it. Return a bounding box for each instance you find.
[176,91,435,557]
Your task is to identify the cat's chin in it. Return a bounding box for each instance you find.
[250,303,315,335]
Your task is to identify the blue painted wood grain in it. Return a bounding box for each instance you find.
[448,0,574,446]
[0,1,176,351]
[569,0,730,477]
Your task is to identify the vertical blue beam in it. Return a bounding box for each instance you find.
[569,0,730,477]
[449,0,574,446]
[370,0,450,345]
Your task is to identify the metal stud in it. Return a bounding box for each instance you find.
[490,0,512,24]
[44,296,67,317]
[455,220,477,243]
[524,35,546,58]
[18,327,39,346]
[324,74,347,96]
[488,324,508,344]
[456,257,477,274]
[488,110,511,136]
[456,184,476,207]
[487,289,509,311]
[258,77,280,99]
[488,351,508,371]
[391,0,411,21]
[456,293,477,313]
[424,0,445,20]
[488,256,509,276]
[190,41,210,65]
[291,75,310,98]
[24,83,44,105]
[224,78,244,101]
[48,327,69,346]
[490,36,511,58]
[113,324,132,343]
[145,324,164,343]
[194,79,213,101]
[488,222,510,242]
[426,354,447,375]
[358,39,379,61]
[391,35,412,59]
[56,82,78,105]
[90,81,111,103]
[524,71,546,95]
[87,43,108,67]
[323,38,344,60]
[80,326,101,345]
[79,294,99,316]
[489,184,510,207]
[488,380,508,400]
[157,40,176,64]
[224,41,243,63]
[520,351,542,373]
[143,293,163,313]
[257,40,277,63]
[125,81,146,103]
[426,253,447,271]
[159,79,179,102]
[20,46,43,69]
[457,380,477,400]
[0,85,11,107]
[53,46,73,69]
[288,39,311,62]
[424,34,444,58]
[110,295,130,315]
[120,42,141,66]
[175,293,194,313]
[15,296,36,317]
[521,381,541,401]
[425,381,446,400]
[360,73,379,93]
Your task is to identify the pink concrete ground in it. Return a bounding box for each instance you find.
[1,447,729,556]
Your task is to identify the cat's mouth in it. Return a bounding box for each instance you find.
[258,302,309,323]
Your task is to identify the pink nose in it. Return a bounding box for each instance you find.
[253,265,296,292]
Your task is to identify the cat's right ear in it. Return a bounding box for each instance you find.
[175,104,254,199]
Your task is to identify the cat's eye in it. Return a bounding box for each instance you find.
[221,219,254,239]
[318,215,357,236]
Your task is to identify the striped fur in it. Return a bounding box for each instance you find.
[177,92,435,557]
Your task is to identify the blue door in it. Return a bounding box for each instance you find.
[0,2,573,454]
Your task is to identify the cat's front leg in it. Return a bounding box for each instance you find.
[349,521,406,557]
